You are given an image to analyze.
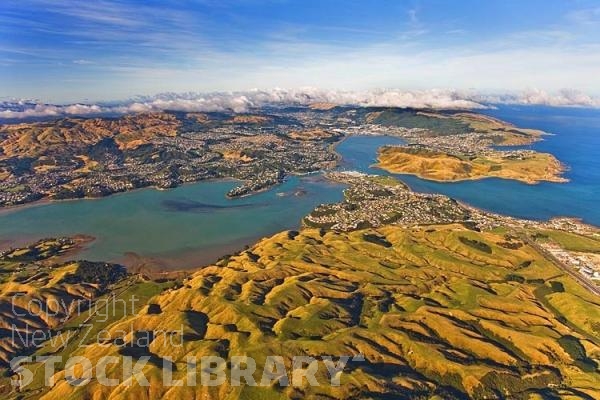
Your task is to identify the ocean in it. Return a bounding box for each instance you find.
[0,105,598,267]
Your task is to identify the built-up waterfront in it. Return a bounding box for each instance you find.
[1,106,600,270]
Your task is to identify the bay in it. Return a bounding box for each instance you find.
[0,105,598,269]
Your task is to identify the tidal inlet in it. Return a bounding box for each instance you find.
[1,1,600,399]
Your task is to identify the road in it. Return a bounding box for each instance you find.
[522,235,600,297]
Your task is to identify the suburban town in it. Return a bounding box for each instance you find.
[2,1,600,399]
[0,110,344,206]
[304,170,600,295]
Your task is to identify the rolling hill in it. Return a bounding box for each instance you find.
[4,224,598,399]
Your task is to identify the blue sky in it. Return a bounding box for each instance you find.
[1,0,600,102]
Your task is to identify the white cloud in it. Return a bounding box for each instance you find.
[1,88,600,120]
[470,88,600,108]
[4,1,600,102]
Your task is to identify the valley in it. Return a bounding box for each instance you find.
[1,173,599,399]
[0,106,599,399]
[0,107,563,208]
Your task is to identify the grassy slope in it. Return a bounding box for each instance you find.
[535,230,600,253]
[0,113,180,159]
[366,109,545,145]
[0,260,100,366]
[368,109,563,184]
[376,147,566,184]
[15,224,599,400]
[2,279,174,395]
[0,239,129,382]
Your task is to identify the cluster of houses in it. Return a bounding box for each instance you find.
[544,244,600,281]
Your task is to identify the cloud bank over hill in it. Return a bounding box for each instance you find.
[1,88,599,119]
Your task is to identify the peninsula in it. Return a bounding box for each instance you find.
[2,173,599,399]
[0,106,567,207]
[370,109,568,184]
[377,145,567,184]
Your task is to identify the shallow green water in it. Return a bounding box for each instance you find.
[1,106,598,268]
[0,176,344,267]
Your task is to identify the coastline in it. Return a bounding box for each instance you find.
[0,136,350,213]
[0,131,386,213]
[373,164,569,185]
[374,148,569,185]
[457,198,600,231]
[0,175,245,215]
[116,231,276,273]
[2,120,599,268]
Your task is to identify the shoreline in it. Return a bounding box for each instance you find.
[373,165,569,185]
[0,136,350,214]
[457,198,600,231]
[374,147,569,185]
[0,132,378,214]
[0,176,245,215]
[115,231,276,273]
[2,128,598,268]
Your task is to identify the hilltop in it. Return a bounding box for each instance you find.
[0,106,566,207]
[1,175,599,399]
[364,109,567,184]
[5,224,598,399]
[0,109,341,206]
[377,146,566,184]
[0,112,180,158]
